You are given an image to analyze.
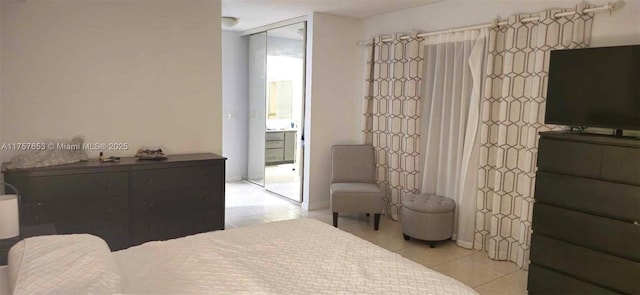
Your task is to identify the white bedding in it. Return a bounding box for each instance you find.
[8,235,122,295]
[113,219,477,294]
[3,219,476,294]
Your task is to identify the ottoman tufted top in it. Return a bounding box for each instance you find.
[401,193,455,213]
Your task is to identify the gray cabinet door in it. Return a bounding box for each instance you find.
[266,148,284,162]
[284,131,296,162]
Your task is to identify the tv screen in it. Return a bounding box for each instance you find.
[546,45,640,130]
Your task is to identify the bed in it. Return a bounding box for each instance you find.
[4,218,477,294]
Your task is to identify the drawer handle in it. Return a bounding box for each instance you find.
[203,173,209,178]
[149,202,155,208]
[147,178,154,183]
[34,215,40,221]
[106,181,112,187]
[106,208,113,213]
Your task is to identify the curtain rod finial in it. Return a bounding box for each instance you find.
[610,0,625,11]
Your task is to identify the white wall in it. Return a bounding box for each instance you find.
[588,0,640,47]
[222,30,249,181]
[0,0,222,162]
[302,12,363,210]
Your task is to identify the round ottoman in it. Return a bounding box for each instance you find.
[401,193,455,248]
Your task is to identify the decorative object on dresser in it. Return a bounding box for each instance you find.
[135,148,168,160]
[528,131,640,294]
[7,136,89,169]
[1,153,226,253]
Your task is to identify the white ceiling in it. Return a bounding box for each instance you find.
[221,0,442,32]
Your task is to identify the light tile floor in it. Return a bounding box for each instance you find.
[225,181,528,294]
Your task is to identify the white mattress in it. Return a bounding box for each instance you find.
[114,218,477,294]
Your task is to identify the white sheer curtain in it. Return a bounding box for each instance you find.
[419,29,487,248]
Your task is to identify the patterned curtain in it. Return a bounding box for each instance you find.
[362,33,424,220]
[473,5,593,268]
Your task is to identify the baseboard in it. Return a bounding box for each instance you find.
[455,239,474,249]
[225,176,242,182]
[302,200,330,211]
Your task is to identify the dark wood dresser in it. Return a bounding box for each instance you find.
[528,131,640,294]
[1,153,226,252]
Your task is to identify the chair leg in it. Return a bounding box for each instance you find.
[403,233,410,241]
[429,241,436,248]
[332,212,338,227]
[374,213,381,231]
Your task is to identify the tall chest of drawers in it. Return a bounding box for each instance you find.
[528,131,640,294]
[1,153,226,252]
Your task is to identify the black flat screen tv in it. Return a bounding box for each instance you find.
[545,45,640,130]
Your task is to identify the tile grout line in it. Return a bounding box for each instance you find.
[428,251,476,268]
[472,267,529,291]
[472,275,504,290]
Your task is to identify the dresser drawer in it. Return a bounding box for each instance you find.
[22,197,129,225]
[530,234,640,294]
[532,204,640,261]
[6,172,129,203]
[131,211,223,245]
[131,164,222,193]
[266,140,284,149]
[601,145,640,185]
[535,172,640,222]
[266,148,284,162]
[537,138,601,178]
[131,188,222,219]
[528,264,617,294]
[266,132,285,141]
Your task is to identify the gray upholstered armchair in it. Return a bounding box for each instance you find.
[330,144,384,230]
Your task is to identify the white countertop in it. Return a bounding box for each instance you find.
[266,129,297,133]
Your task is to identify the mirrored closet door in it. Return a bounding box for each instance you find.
[247,22,306,203]
[247,32,267,186]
